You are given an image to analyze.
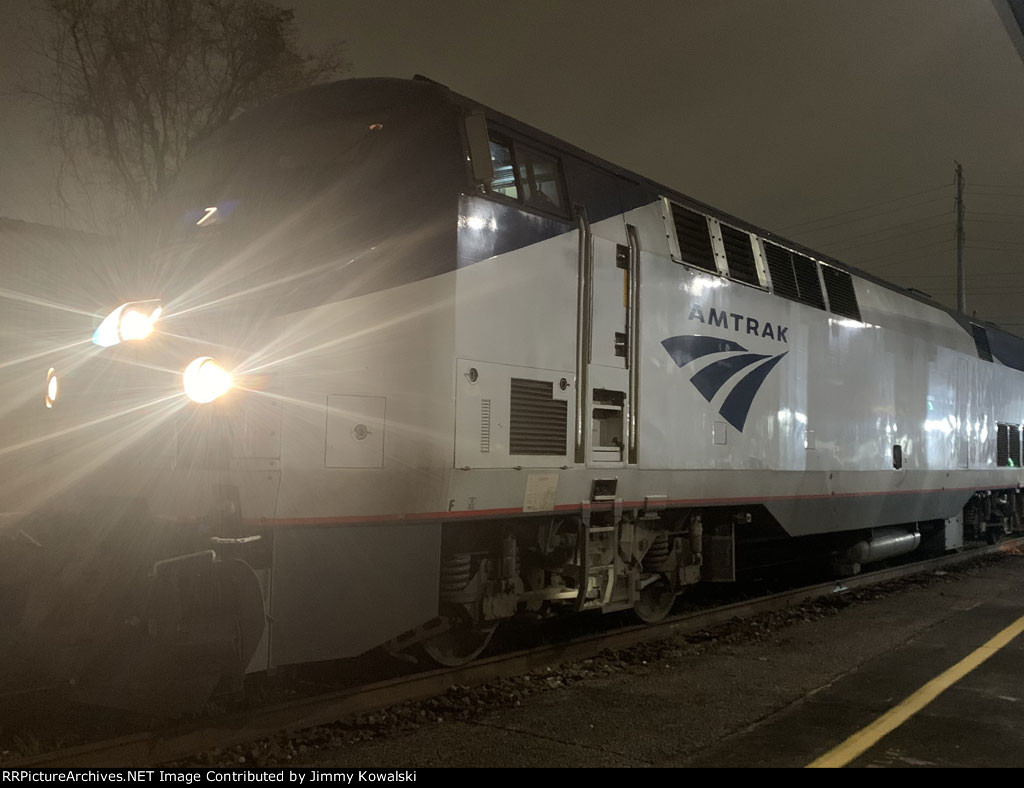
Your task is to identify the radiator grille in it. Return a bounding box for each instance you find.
[765,242,825,310]
[510,378,567,456]
[792,252,826,310]
[671,204,717,274]
[972,324,993,362]
[720,224,760,286]
[998,423,1010,467]
[764,242,799,301]
[1011,425,1021,467]
[821,265,861,321]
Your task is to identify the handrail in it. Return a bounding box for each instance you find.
[626,223,641,464]
[574,209,593,465]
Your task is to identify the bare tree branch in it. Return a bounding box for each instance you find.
[26,0,349,229]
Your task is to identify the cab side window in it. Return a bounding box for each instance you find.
[486,134,567,215]
[517,146,564,211]
[488,138,519,200]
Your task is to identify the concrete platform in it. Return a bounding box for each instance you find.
[303,553,1024,768]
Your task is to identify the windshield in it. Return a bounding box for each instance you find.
[156,114,387,241]
[129,85,464,320]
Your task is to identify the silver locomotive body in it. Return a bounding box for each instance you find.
[2,78,1020,708]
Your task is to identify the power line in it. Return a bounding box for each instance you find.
[790,197,951,236]
[776,185,948,232]
[967,211,1024,219]
[967,241,1024,250]
[892,271,1024,279]
[814,213,951,249]
[851,239,954,266]
[849,248,955,272]
[966,217,1024,225]
[916,286,1024,294]
[970,189,1024,198]
[823,220,952,253]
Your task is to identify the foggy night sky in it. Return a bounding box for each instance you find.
[1,1,1023,325]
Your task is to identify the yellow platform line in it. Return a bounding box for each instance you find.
[807,613,1024,768]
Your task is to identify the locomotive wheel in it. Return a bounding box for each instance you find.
[420,606,496,667]
[633,578,677,624]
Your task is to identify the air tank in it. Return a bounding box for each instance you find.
[839,526,921,571]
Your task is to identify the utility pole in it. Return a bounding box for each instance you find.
[955,161,965,313]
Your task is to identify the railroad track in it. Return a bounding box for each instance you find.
[8,537,1022,768]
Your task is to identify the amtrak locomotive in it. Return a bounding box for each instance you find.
[2,77,1021,711]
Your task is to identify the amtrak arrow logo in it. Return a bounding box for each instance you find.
[662,335,787,432]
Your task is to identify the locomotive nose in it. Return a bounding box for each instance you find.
[14,303,256,520]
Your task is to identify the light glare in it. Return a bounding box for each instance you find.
[119,309,155,341]
[92,302,162,347]
[183,356,232,403]
[45,368,58,408]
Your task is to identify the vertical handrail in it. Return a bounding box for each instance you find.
[574,511,589,611]
[574,209,593,465]
[626,223,640,464]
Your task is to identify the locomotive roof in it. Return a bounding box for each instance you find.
[428,77,999,339]
[225,77,1006,340]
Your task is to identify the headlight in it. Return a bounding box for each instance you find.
[92,301,162,347]
[45,368,58,408]
[183,357,232,403]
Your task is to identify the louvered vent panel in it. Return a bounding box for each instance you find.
[997,423,1010,467]
[509,378,567,456]
[720,224,760,286]
[671,205,717,273]
[821,266,862,321]
[1011,425,1021,467]
[764,242,799,301]
[792,253,826,310]
[972,324,993,362]
[480,399,491,453]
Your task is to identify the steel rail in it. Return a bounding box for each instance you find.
[8,537,1022,768]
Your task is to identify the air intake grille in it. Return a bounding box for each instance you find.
[972,324,993,362]
[671,205,717,273]
[510,378,567,456]
[821,265,861,321]
[764,242,799,301]
[765,242,825,310]
[793,253,825,310]
[998,423,1010,467]
[720,224,760,286]
[480,399,491,453]
[1011,425,1021,467]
